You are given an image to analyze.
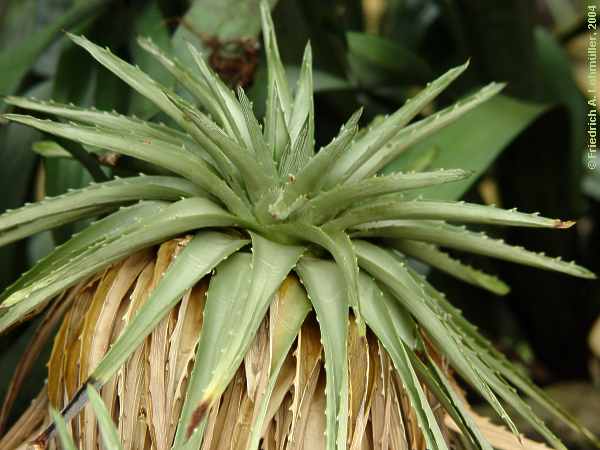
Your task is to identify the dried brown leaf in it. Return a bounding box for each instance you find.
[348,321,371,450]
[288,321,322,450]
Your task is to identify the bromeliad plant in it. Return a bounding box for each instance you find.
[0,3,596,450]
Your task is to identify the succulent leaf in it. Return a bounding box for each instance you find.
[260,1,292,125]
[393,240,509,295]
[323,61,470,188]
[137,37,224,122]
[353,240,520,437]
[3,114,251,217]
[87,385,124,450]
[50,408,78,450]
[176,233,304,449]
[352,221,594,278]
[0,198,238,333]
[338,82,505,185]
[0,4,595,449]
[331,199,566,230]
[0,175,203,241]
[245,275,312,450]
[307,169,470,225]
[296,258,350,450]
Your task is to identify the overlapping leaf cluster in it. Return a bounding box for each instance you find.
[0,2,596,450]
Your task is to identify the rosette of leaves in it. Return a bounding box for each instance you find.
[0,3,597,450]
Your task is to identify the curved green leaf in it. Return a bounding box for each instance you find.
[351,221,595,279]
[0,198,238,334]
[384,95,547,201]
[305,169,469,224]
[0,175,204,245]
[246,275,311,450]
[331,199,568,230]
[93,231,248,386]
[267,108,362,221]
[345,82,506,183]
[4,96,209,161]
[176,233,304,449]
[324,61,469,188]
[0,202,165,304]
[353,240,519,438]
[393,240,509,295]
[50,408,77,450]
[296,257,349,450]
[87,385,124,450]
[3,114,250,217]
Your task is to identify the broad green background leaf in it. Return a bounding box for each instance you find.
[0,0,108,104]
[347,31,432,86]
[0,81,52,290]
[383,94,547,201]
[535,27,587,212]
[46,38,99,244]
[128,1,174,118]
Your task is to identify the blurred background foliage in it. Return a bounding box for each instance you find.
[0,0,599,446]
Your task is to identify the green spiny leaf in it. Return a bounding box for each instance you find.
[0,201,166,303]
[287,43,315,166]
[279,115,310,177]
[306,169,469,225]
[353,240,520,437]
[414,270,599,448]
[351,221,595,279]
[404,265,569,450]
[165,92,273,201]
[0,176,203,244]
[4,96,208,159]
[176,233,304,449]
[341,82,505,184]
[3,114,250,217]
[0,198,238,333]
[267,109,362,220]
[87,385,124,450]
[393,240,509,295]
[92,231,248,386]
[246,275,311,450]
[273,224,360,327]
[186,43,252,148]
[67,33,184,120]
[296,257,349,450]
[0,205,114,248]
[237,87,278,180]
[330,199,569,230]
[412,347,493,450]
[136,37,223,122]
[323,61,469,188]
[260,1,292,123]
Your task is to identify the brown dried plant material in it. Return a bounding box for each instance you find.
[347,321,370,450]
[4,239,463,450]
[445,411,556,450]
[288,321,322,450]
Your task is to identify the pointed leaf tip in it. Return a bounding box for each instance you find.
[554,219,576,229]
